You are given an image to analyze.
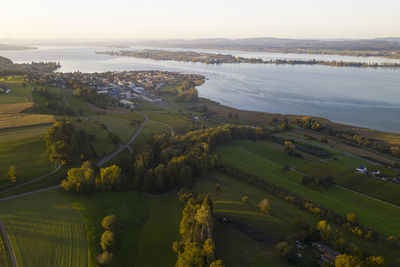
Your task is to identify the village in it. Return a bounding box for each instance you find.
[32,70,204,108]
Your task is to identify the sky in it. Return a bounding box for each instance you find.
[1,0,400,40]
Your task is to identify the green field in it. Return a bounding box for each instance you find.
[298,156,400,205]
[134,193,181,267]
[0,190,88,267]
[0,76,31,104]
[131,120,172,145]
[0,230,11,267]
[0,135,55,190]
[216,142,400,237]
[0,124,50,140]
[64,190,181,267]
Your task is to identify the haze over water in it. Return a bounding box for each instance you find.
[2,45,400,133]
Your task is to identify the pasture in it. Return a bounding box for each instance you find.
[131,120,172,145]
[216,143,400,237]
[0,76,31,104]
[0,190,88,267]
[0,135,55,190]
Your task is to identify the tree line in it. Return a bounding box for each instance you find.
[172,192,224,267]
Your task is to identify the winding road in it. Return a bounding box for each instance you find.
[96,111,149,167]
[0,220,17,267]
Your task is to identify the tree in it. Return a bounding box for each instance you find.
[335,254,362,267]
[366,256,385,267]
[100,230,115,250]
[259,198,270,214]
[241,195,249,205]
[209,259,225,267]
[61,161,95,194]
[4,165,17,183]
[321,136,328,143]
[284,141,297,156]
[275,241,296,263]
[102,215,119,231]
[97,251,113,265]
[301,175,315,186]
[215,183,221,192]
[96,165,121,191]
[347,213,358,225]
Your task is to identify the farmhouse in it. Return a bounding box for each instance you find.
[120,99,135,108]
[355,166,367,174]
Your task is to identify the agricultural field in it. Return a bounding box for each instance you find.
[0,135,55,190]
[0,76,31,104]
[297,156,400,205]
[0,190,88,267]
[0,113,53,130]
[0,102,33,114]
[216,142,400,237]
[146,110,193,133]
[0,230,11,267]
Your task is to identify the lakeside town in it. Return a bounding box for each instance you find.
[32,70,204,108]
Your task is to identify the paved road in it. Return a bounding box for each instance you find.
[150,120,174,135]
[0,185,60,203]
[0,220,17,267]
[0,163,61,195]
[96,112,148,167]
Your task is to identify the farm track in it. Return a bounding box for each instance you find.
[0,220,17,267]
[0,163,61,195]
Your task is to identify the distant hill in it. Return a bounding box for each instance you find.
[133,37,400,52]
[0,56,13,66]
[0,44,37,51]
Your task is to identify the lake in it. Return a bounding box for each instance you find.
[1,45,400,133]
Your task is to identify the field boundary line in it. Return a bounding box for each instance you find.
[0,220,17,267]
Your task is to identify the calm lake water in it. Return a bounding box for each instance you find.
[1,46,400,133]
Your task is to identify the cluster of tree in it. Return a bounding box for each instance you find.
[335,254,386,267]
[295,117,321,131]
[174,80,199,102]
[218,164,377,240]
[97,215,119,265]
[295,118,398,161]
[274,241,297,264]
[73,85,108,108]
[292,218,386,266]
[44,118,79,165]
[133,124,267,193]
[268,58,400,68]
[4,165,17,184]
[172,194,224,267]
[301,174,336,189]
[283,141,302,157]
[34,87,76,115]
[61,161,123,194]
[0,56,60,74]
[45,118,101,164]
[271,136,333,158]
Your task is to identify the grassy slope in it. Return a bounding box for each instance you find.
[0,190,88,267]
[134,193,181,267]
[216,143,400,237]
[0,76,31,104]
[0,135,55,190]
[63,191,149,267]
[131,120,172,145]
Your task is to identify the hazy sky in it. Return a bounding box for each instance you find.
[2,0,400,39]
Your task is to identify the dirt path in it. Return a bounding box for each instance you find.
[96,111,148,167]
[0,220,17,267]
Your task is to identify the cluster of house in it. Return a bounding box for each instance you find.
[0,87,11,94]
[312,242,341,265]
[33,71,203,108]
[355,165,380,176]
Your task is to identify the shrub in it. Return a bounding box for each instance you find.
[102,215,119,231]
[100,230,115,251]
[97,251,113,265]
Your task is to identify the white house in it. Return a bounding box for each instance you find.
[355,166,368,174]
